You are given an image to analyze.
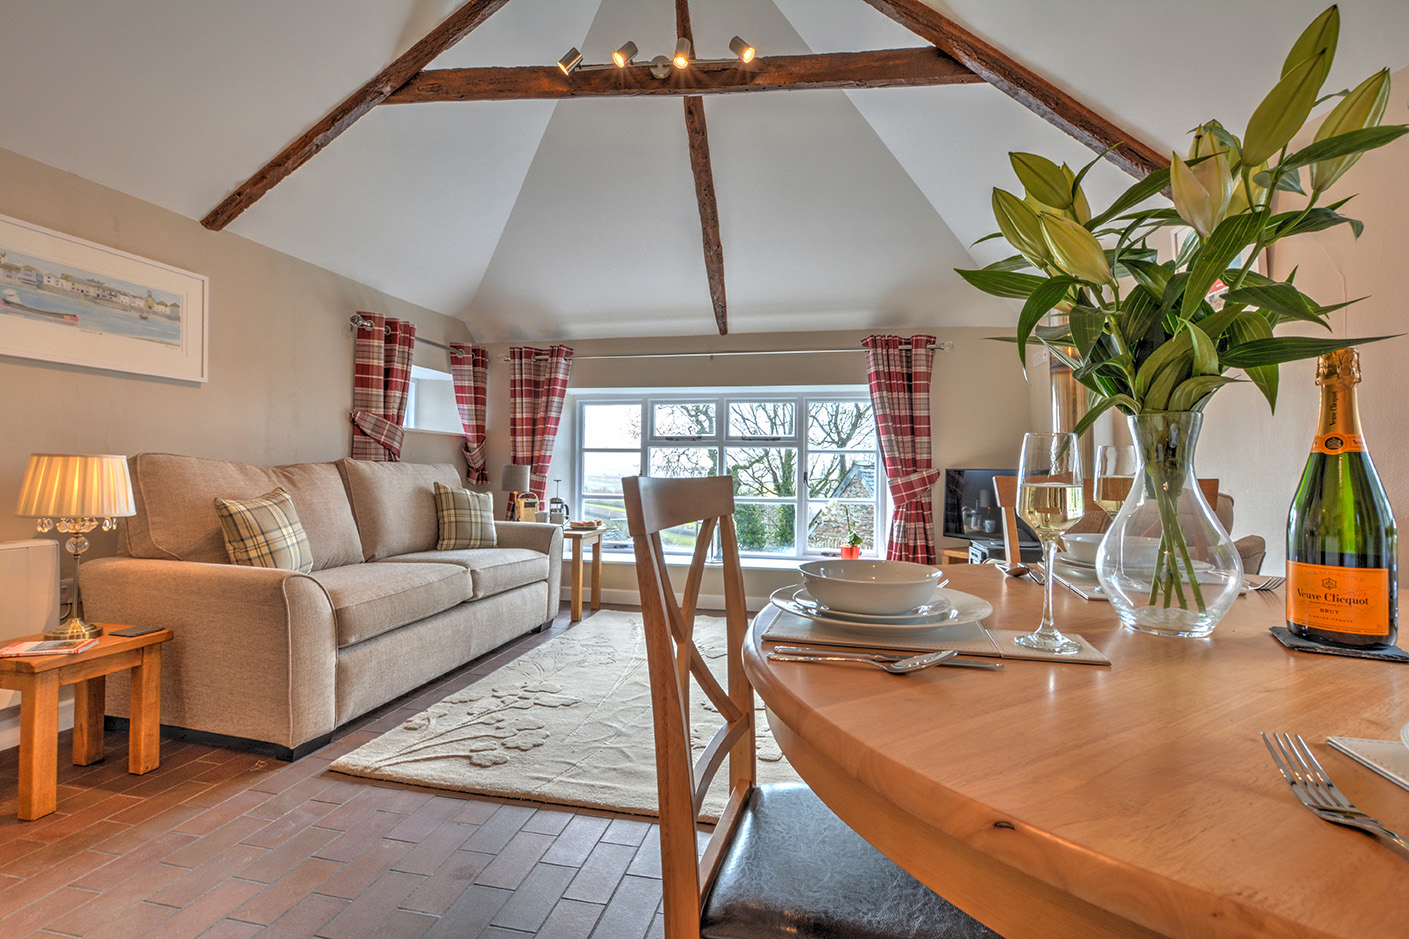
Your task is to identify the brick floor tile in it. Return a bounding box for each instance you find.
[490,862,577,932]
[171,789,274,837]
[589,875,663,939]
[145,844,265,908]
[45,860,185,936]
[541,816,611,868]
[70,832,197,891]
[1,822,128,879]
[24,795,144,843]
[478,927,531,939]
[318,870,422,939]
[91,805,204,858]
[247,755,331,796]
[521,808,574,836]
[195,919,262,939]
[162,814,267,870]
[245,776,338,821]
[562,842,638,903]
[316,838,414,900]
[449,799,501,826]
[473,831,553,890]
[0,848,112,914]
[0,885,98,935]
[106,780,215,826]
[536,898,606,939]
[421,884,510,939]
[315,811,405,864]
[401,849,493,915]
[315,731,379,761]
[133,878,263,938]
[600,817,652,847]
[461,805,534,855]
[314,786,401,832]
[366,908,435,939]
[625,826,662,879]
[240,799,339,849]
[84,900,176,939]
[250,892,347,939]
[229,857,340,926]
[385,797,463,844]
[235,826,338,885]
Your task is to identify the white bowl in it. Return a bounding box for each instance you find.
[797,559,942,615]
[1063,533,1105,564]
[1097,535,1161,568]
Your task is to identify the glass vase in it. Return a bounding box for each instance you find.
[1095,411,1242,638]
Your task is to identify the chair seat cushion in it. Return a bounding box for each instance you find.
[701,783,999,939]
[311,562,470,647]
[380,548,548,600]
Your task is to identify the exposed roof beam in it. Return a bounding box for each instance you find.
[859,0,1168,179]
[386,48,979,103]
[676,0,728,335]
[202,0,513,231]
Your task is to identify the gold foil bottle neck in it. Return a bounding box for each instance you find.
[1316,348,1361,386]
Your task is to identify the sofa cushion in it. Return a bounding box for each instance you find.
[124,453,363,571]
[214,487,314,573]
[310,562,471,647]
[380,548,548,600]
[433,482,497,549]
[337,459,463,561]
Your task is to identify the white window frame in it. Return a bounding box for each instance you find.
[573,388,884,559]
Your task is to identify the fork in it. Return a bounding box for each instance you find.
[1247,575,1285,591]
[1261,732,1409,861]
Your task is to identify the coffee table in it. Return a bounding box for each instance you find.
[563,526,605,621]
[0,625,171,820]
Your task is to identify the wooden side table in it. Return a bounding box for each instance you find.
[939,547,970,565]
[563,526,605,621]
[0,626,171,820]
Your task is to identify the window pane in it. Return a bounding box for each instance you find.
[582,451,640,494]
[735,503,796,555]
[806,453,877,499]
[654,403,715,437]
[807,501,876,553]
[660,521,705,555]
[728,402,794,438]
[583,403,641,449]
[727,447,797,497]
[807,402,876,449]
[580,498,630,546]
[648,447,719,478]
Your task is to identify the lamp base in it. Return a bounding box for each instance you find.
[44,615,103,641]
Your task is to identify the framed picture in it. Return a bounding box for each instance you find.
[0,213,208,382]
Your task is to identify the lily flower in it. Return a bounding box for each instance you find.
[1039,214,1113,287]
[1310,68,1391,193]
[992,188,1053,267]
[1170,150,1235,238]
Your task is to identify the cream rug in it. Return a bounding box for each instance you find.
[329,610,802,819]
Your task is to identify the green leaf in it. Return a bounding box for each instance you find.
[1221,282,1353,327]
[1278,125,1409,170]
[1034,323,1074,344]
[1016,276,1079,374]
[1220,334,1400,369]
[983,254,1038,273]
[1183,211,1267,318]
[1122,258,1173,297]
[1256,165,1306,194]
[1108,246,1159,280]
[1227,312,1278,410]
[1073,394,1140,437]
[1169,375,1238,411]
[1188,324,1219,376]
[1145,354,1192,411]
[1192,303,1244,343]
[1134,331,1191,399]
[1068,309,1105,359]
[1271,206,1365,239]
[1088,168,1172,229]
[955,268,1049,300]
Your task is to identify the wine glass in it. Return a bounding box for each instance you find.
[1016,432,1085,655]
[1093,445,1138,517]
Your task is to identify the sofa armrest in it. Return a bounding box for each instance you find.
[495,522,563,621]
[82,556,339,750]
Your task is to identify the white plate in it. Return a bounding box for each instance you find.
[769,585,992,633]
[787,585,953,622]
[1056,552,1213,574]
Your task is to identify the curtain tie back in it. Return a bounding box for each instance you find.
[351,410,404,458]
[887,468,942,506]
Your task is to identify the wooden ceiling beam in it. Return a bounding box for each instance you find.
[676,0,728,335]
[201,0,514,231]
[386,47,979,103]
[859,0,1168,179]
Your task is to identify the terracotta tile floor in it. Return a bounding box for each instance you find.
[0,606,673,938]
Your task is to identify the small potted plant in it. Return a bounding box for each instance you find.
[839,530,864,560]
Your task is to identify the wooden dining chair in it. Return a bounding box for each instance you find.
[623,474,1000,939]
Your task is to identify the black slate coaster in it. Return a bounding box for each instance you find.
[1269,626,1409,662]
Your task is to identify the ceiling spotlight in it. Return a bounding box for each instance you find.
[650,55,672,79]
[729,36,755,63]
[612,41,638,68]
[557,47,583,75]
[672,37,692,69]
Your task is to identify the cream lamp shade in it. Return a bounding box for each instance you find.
[15,453,135,520]
[501,463,530,493]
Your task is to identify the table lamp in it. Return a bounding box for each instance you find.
[15,453,135,640]
[501,463,530,522]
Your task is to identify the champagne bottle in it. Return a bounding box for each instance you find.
[1286,349,1398,647]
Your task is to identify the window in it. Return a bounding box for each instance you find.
[575,390,881,559]
[404,364,461,434]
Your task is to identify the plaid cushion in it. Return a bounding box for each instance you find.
[434,482,497,550]
[213,487,314,573]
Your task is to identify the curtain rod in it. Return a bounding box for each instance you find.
[349,314,465,358]
[494,341,953,364]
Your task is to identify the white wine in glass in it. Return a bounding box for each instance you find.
[1016,433,1084,655]
[1093,445,1138,516]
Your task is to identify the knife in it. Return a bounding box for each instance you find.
[771,645,1004,669]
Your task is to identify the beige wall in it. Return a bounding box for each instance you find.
[1199,64,1409,576]
[0,146,472,551]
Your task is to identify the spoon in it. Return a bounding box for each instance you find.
[767,649,958,674]
[773,647,1004,670]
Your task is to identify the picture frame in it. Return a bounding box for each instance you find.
[0,213,208,382]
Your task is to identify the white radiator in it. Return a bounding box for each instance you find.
[0,539,60,710]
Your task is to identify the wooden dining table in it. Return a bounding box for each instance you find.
[742,564,1409,939]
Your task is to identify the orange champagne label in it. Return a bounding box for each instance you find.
[1311,433,1366,455]
[1286,561,1389,635]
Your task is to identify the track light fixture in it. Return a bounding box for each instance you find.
[650,55,672,79]
[557,47,583,75]
[729,36,755,63]
[672,37,692,69]
[612,41,638,68]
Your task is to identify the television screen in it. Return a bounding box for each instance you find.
[942,468,1038,543]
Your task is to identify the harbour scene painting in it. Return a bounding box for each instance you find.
[0,213,207,382]
[0,247,183,347]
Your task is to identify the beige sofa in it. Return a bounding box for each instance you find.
[83,453,562,759]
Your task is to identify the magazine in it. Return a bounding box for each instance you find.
[0,638,99,657]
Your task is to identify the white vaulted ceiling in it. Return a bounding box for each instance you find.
[1,0,1407,342]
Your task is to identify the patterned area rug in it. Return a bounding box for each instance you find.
[329,611,802,819]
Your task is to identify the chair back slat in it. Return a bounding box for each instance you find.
[623,475,756,939]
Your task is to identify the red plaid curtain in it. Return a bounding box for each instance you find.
[449,343,489,485]
[509,345,573,501]
[864,335,940,564]
[350,313,416,461]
